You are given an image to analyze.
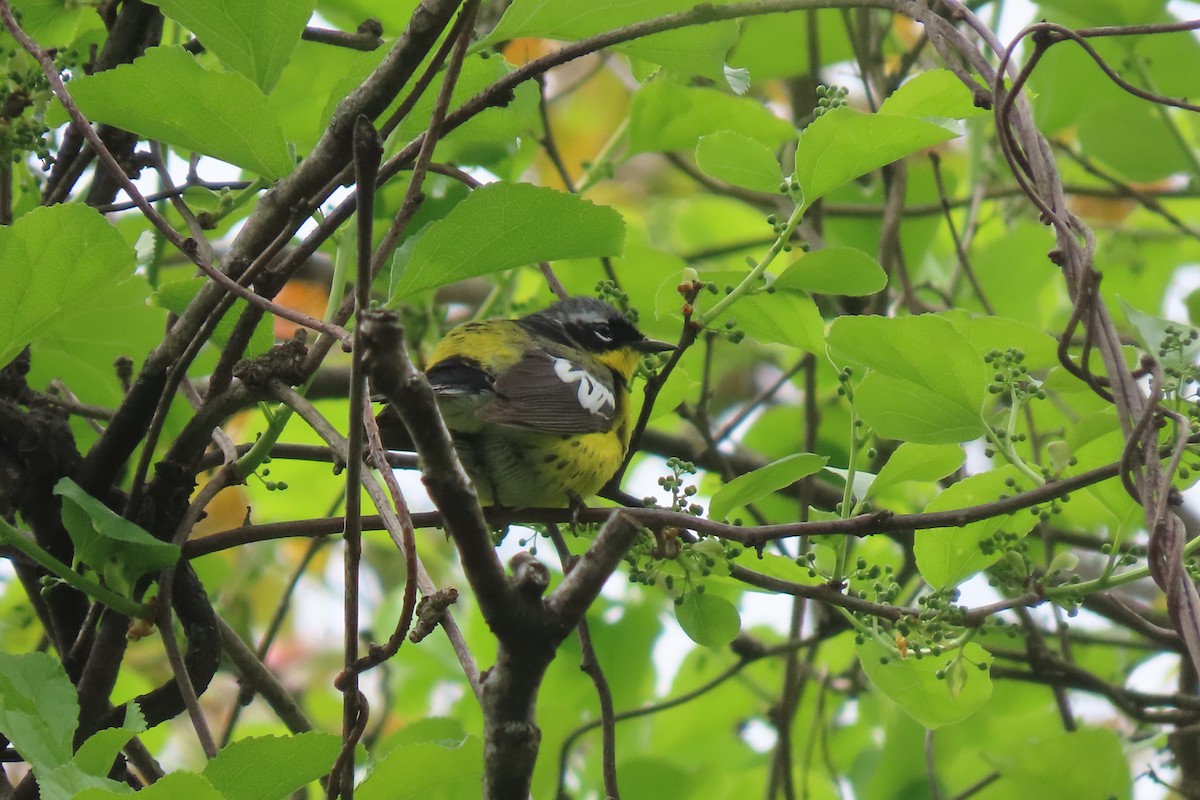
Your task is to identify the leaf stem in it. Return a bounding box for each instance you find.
[696,198,806,328]
[1046,530,1200,599]
[576,117,629,194]
[984,398,1044,488]
[235,243,352,476]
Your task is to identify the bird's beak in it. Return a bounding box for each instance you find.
[635,337,676,353]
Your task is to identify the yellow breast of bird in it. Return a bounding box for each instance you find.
[426,319,633,507]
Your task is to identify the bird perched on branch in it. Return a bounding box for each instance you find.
[378,296,673,508]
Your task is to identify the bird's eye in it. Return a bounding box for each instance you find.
[593,323,613,344]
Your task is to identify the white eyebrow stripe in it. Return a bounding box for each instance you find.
[552,357,614,416]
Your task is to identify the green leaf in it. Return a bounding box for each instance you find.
[67,46,293,178]
[1121,297,1200,372]
[867,443,964,499]
[392,182,625,299]
[5,0,102,45]
[695,132,783,193]
[793,107,957,203]
[856,640,993,728]
[674,590,740,647]
[629,81,796,155]
[0,652,78,771]
[356,737,484,800]
[268,39,380,156]
[828,315,988,443]
[878,69,991,120]
[54,478,180,593]
[944,311,1061,370]
[1185,287,1200,328]
[74,705,146,778]
[774,247,887,296]
[27,275,167,408]
[36,763,129,800]
[709,453,828,521]
[0,204,137,367]
[389,52,540,155]
[151,0,315,92]
[705,285,824,350]
[631,366,697,422]
[728,10,855,80]
[202,733,341,800]
[855,372,989,444]
[76,771,223,800]
[485,0,738,82]
[154,277,274,359]
[1078,97,1193,182]
[988,728,1131,797]
[376,718,466,754]
[913,466,1038,588]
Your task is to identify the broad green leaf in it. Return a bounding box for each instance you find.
[151,0,316,92]
[1061,432,1142,542]
[202,733,341,800]
[36,763,129,800]
[392,183,625,299]
[1137,19,1200,99]
[485,0,738,82]
[695,131,783,193]
[709,453,828,520]
[389,52,540,155]
[54,478,180,593]
[878,69,991,120]
[0,204,136,367]
[5,0,102,44]
[316,0,421,34]
[376,718,467,754]
[1078,97,1192,182]
[154,277,274,360]
[0,652,78,771]
[828,314,986,418]
[674,591,741,647]
[76,771,223,800]
[913,466,1038,588]
[969,222,1060,325]
[356,737,484,800]
[631,366,698,422]
[268,39,380,155]
[829,315,987,443]
[944,311,1061,369]
[68,46,293,178]
[74,705,146,778]
[867,443,964,499]
[857,639,993,728]
[988,727,1131,797]
[27,275,167,407]
[728,10,855,80]
[1186,287,1200,328]
[704,285,824,350]
[629,81,796,155]
[1120,297,1200,372]
[612,759,700,799]
[793,107,957,203]
[774,247,887,296]
[855,372,988,443]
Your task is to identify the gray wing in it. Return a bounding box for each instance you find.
[474,352,618,434]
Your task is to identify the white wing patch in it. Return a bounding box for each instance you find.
[552,357,614,416]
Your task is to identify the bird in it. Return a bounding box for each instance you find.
[377,296,674,508]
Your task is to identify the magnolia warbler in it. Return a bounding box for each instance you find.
[379,297,673,507]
